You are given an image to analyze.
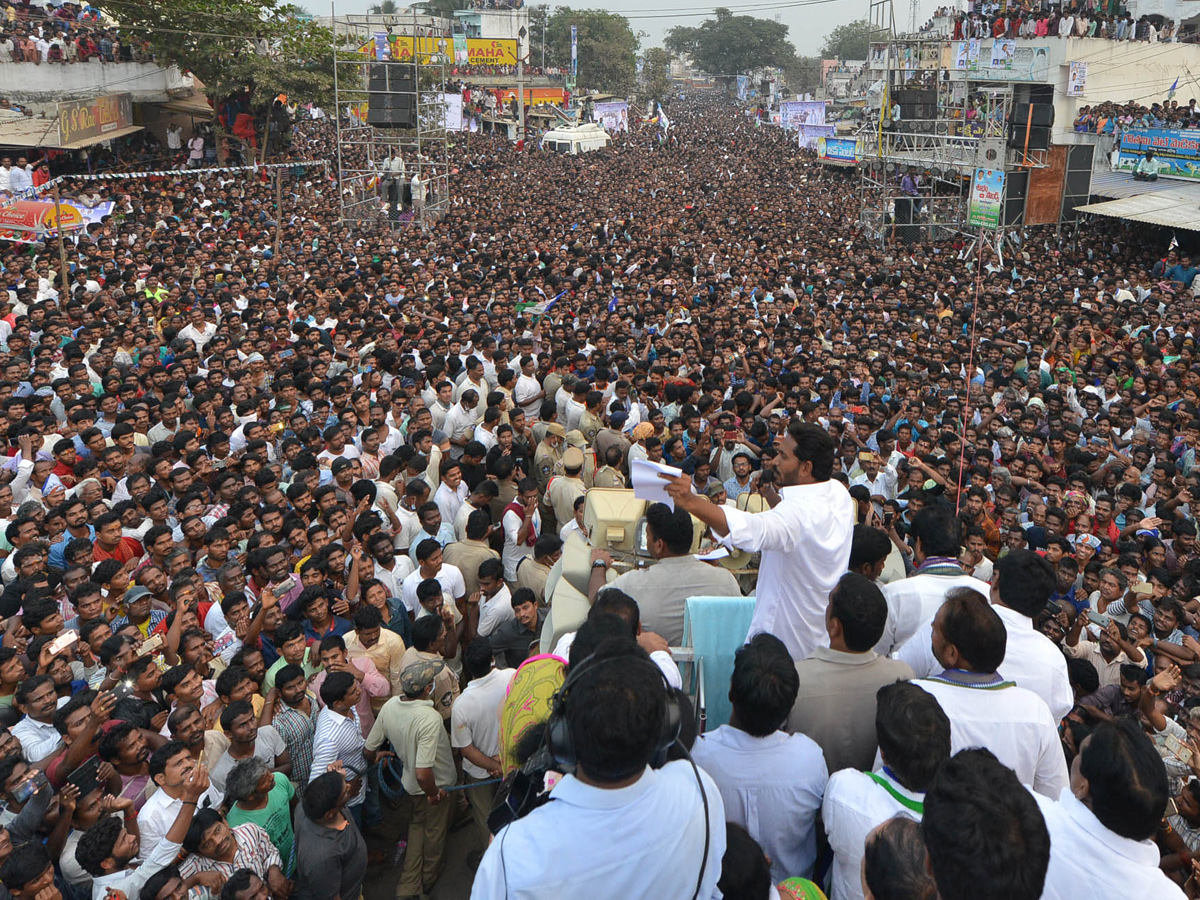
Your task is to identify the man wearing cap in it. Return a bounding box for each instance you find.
[547,446,587,530]
[365,660,456,900]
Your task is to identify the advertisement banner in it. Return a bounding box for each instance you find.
[780,100,824,130]
[58,93,133,147]
[968,168,1005,228]
[1067,61,1087,97]
[817,136,859,163]
[1117,128,1200,179]
[797,123,835,150]
[373,32,390,61]
[593,100,629,132]
[990,39,1015,68]
[495,87,564,107]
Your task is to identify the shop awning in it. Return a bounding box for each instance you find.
[1076,184,1200,231]
[57,124,143,151]
[156,97,214,120]
[0,117,142,150]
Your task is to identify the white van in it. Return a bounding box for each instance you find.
[540,123,612,155]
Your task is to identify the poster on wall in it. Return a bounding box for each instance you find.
[990,39,1015,69]
[593,100,629,132]
[1067,61,1088,97]
[968,168,1005,228]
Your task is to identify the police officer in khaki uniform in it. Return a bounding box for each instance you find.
[534,422,565,532]
[592,444,627,489]
[547,446,587,528]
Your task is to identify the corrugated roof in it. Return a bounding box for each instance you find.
[1076,189,1200,231]
[1088,170,1200,200]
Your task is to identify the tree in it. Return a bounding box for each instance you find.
[545,8,638,95]
[666,8,795,77]
[641,47,671,105]
[820,18,874,61]
[782,54,821,95]
[527,4,549,69]
[116,0,338,106]
[369,0,399,13]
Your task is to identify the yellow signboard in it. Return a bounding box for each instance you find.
[465,38,517,66]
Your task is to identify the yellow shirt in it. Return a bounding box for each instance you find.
[345,629,407,707]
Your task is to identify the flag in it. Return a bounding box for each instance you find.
[608,295,618,313]
[1169,77,1179,100]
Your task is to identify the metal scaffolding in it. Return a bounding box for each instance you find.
[331,6,452,229]
[857,33,1046,246]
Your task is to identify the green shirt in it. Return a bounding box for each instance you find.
[262,649,320,695]
[227,772,297,874]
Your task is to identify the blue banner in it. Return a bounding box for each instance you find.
[818,136,859,163]
[1117,127,1200,180]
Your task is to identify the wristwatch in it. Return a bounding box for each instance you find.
[592,559,609,569]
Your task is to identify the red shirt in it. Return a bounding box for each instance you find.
[93,536,144,565]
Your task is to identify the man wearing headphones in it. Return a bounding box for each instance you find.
[470,638,726,899]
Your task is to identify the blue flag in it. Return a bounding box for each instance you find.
[608,295,619,313]
[1170,77,1179,99]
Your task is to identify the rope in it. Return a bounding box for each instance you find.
[955,230,986,515]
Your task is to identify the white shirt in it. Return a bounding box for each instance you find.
[400,563,466,615]
[450,667,516,778]
[894,603,1073,723]
[721,480,855,661]
[502,505,538,582]
[1035,788,1186,900]
[91,831,185,900]
[514,372,543,415]
[849,466,897,500]
[12,701,67,760]
[692,725,828,883]
[478,584,515,637]
[442,402,477,445]
[876,569,992,656]
[136,781,223,854]
[433,480,468,526]
[471,762,725,900]
[912,675,1068,798]
[309,705,366,806]
[823,768,925,900]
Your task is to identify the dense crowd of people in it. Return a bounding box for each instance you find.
[0,1,143,65]
[0,83,1197,900]
[1074,97,1200,133]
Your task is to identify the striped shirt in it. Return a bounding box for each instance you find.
[272,701,315,787]
[309,705,367,806]
[179,822,281,880]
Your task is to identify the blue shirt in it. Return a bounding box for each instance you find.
[49,525,95,569]
[302,615,352,644]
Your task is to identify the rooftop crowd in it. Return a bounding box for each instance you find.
[0,1,142,65]
[0,86,1195,900]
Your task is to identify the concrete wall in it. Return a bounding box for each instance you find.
[0,60,192,105]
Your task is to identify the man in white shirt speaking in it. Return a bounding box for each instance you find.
[1035,719,1185,899]
[661,420,854,661]
[471,638,725,900]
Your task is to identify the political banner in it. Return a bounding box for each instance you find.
[968,168,1005,228]
[780,100,825,130]
[817,136,859,163]
[1117,128,1200,180]
[571,26,577,76]
[1067,61,1088,97]
[593,101,629,132]
[990,39,1015,69]
[797,123,835,150]
[736,75,750,101]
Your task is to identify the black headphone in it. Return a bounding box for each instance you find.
[545,650,682,774]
